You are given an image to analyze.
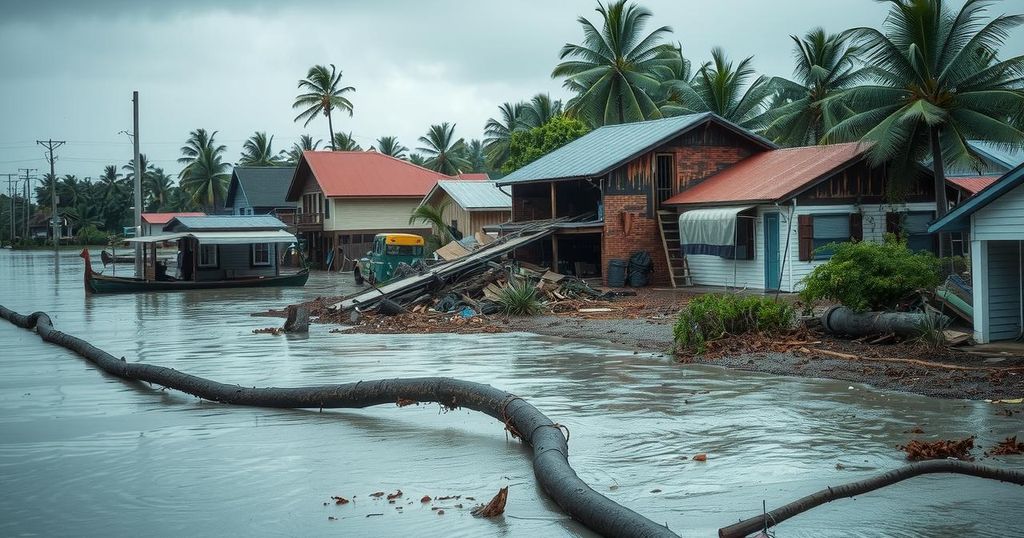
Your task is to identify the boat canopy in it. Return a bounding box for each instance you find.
[126,229,297,245]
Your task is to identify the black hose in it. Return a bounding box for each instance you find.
[0,305,676,538]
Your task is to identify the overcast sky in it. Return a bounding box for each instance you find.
[1,0,1022,182]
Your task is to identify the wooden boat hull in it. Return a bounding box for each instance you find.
[85,269,310,294]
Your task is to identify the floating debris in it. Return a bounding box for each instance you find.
[471,487,508,518]
[899,437,974,461]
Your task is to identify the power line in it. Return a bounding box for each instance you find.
[36,140,65,250]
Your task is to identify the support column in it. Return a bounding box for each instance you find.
[971,239,988,344]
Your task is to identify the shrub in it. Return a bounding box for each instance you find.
[75,225,110,246]
[799,239,941,312]
[496,280,544,316]
[673,294,794,354]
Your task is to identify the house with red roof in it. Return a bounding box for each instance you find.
[284,151,450,268]
[497,113,940,291]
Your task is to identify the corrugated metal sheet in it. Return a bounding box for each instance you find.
[664,142,867,205]
[498,113,718,185]
[298,151,446,198]
[227,167,295,208]
[165,215,287,232]
[435,180,511,210]
[948,176,998,196]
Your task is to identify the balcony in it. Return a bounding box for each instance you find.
[278,211,323,232]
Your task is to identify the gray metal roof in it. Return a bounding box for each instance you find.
[496,113,774,185]
[226,166,296,209]
[433,180,511,210]
[164,215,288,232]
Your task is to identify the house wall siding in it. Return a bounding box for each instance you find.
[973,183,1024,241]
[195,243,277,281]
[986,240,1023,341]
[327,198,424,232]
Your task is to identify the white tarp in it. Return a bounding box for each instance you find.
[125,230,297,245]
[678,206,752,248]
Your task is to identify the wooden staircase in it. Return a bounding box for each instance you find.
[657,210,692,287]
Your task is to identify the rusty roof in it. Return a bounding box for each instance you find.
[664,142,869,206]
[286,151,449,201]
[141,212,206,224]
[947,176,998,196]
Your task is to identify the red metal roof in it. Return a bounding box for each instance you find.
[664,142,869,205]
[456,172,490,180]
[292,151,450,199]
[141,212,206,224]
[947,176,998,196]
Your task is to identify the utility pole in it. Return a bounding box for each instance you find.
[132,91,143,277]
[36,140,65,252]
[2,174,16,244]
[17,168,36,241]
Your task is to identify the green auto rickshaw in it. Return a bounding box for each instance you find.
[354,233,426,285]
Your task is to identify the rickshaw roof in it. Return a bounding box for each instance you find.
[376,233,424,246]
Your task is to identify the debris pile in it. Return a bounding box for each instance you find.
[986,436,1024,456]
[899,437,975,461]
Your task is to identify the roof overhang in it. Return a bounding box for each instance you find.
[930,162,1024,234]
[127,230,297,245]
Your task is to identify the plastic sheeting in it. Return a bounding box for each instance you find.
[678,206,752,257]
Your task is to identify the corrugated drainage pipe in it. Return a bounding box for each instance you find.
[821,305,948,338]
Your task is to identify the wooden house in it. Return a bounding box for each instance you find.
[141,212,206,237]
[161,215,295,281]
[225,166,297,221]
[930,163,1024,343]
[419,180,511,239]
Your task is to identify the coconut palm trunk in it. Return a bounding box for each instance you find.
[930,126,949,257]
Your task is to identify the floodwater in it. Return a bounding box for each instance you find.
[1,249,1022,538]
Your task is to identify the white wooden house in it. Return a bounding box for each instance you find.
[930,163,1024,343]
[663,143,939,292]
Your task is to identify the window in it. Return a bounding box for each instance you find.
[811,214,850,260]
[733,216,755,260]
[888,211,936,253]
[324,198,330,219]
[198,244,218,268]
[252,243,271,266]
[385,245,424,256]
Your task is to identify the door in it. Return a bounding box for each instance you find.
[764,213,781,290]
[654,154,674,210]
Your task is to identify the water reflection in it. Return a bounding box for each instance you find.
[1,249,1023,538]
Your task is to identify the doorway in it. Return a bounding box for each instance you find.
[764,213,781,290]
[654,154,674,210]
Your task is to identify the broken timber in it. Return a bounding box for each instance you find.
[331,224,558,313]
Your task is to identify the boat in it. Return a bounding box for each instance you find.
[81,215,310,294]
[100,249,135,266]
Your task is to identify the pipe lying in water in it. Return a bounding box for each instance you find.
[0,306,676,538]
[821,305,949,338]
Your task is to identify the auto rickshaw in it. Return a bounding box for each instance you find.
[354,233,425,285]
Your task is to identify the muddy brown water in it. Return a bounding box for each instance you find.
[1,249,1022,537]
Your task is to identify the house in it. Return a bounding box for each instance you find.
[495,113,776,281]
[419,180,511,239]
[225,166,297,219]
[663,142,937,292]
[141,212,206,237]
[161,215,295,281]
[28,210,76,241]
[284,151,447,269]
[929,163,1024,343]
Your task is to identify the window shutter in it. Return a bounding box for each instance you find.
[885,212,901,236]
[849,213,863,242]
[798,215,814,261]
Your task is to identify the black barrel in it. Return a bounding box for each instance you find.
[607,259,628,287]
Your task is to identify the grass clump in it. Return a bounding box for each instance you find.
[800,238,941,312]
[496,280,544,316]
[673,294,794,354]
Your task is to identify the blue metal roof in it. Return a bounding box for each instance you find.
[164,215,288,232]
[929,162,1024,233]
[433,180,511,209]
[496,113,775,185]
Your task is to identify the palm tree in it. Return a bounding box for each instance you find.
[122,153,154,187]
[238,132,283,166]
[35,173,57,208]
[669,48,775,128]
[408,153,428,167]
[293,64,355,150]
[145,167,174,211]
[281,135,323,164]
[59,174,82,207]
[759,29,869,146]
[178,129,231,211]
[465,139,487,173]
[520,94,564,129]
[374,136,408,158]
[552,0,680,126]
[484,101,525,170]
[97,165,129,230]
[417,123,468,175]
[332,131,362,151]
[824,0,1024,224]
[409,202,452,248]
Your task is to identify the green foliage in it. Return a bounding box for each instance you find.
[408,203,452,249]
[799,239,941,312]
[915,309,950,349]
[75,225,110,246]
[496,280,544,316]
[673,294,794,354]
[503,116,589,173]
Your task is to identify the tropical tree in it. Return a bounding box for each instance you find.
[145,167,175,211]
[293,64,355,150]
[669,47,775,128]
[520,94,564,129]
[484,101,525,170]
[178,129,231,211]
[409,202,453,248]
[97,165,130,230]
[374,136,408,158]
[332,131,362,151]
[824,0,1024,227]
[552,0,681,126]
[238,132,283,166]
[504,116,590,173]
[282,134,323,164]
[35,173,57,209]
[464,139,488,173]
[59,174,83,207]
[760,29,869,146]
[122,153,154,188]
[417,122,469,175]
[408,153,428,167]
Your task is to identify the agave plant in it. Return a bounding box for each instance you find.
[496,279,544,316]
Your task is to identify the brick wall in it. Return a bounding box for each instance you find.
[602,194,670,286]
[672,146,754,190]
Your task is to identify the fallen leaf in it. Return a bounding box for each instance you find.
[692,453,708,462]
[420,495,431,503]
[471,487,508,518]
